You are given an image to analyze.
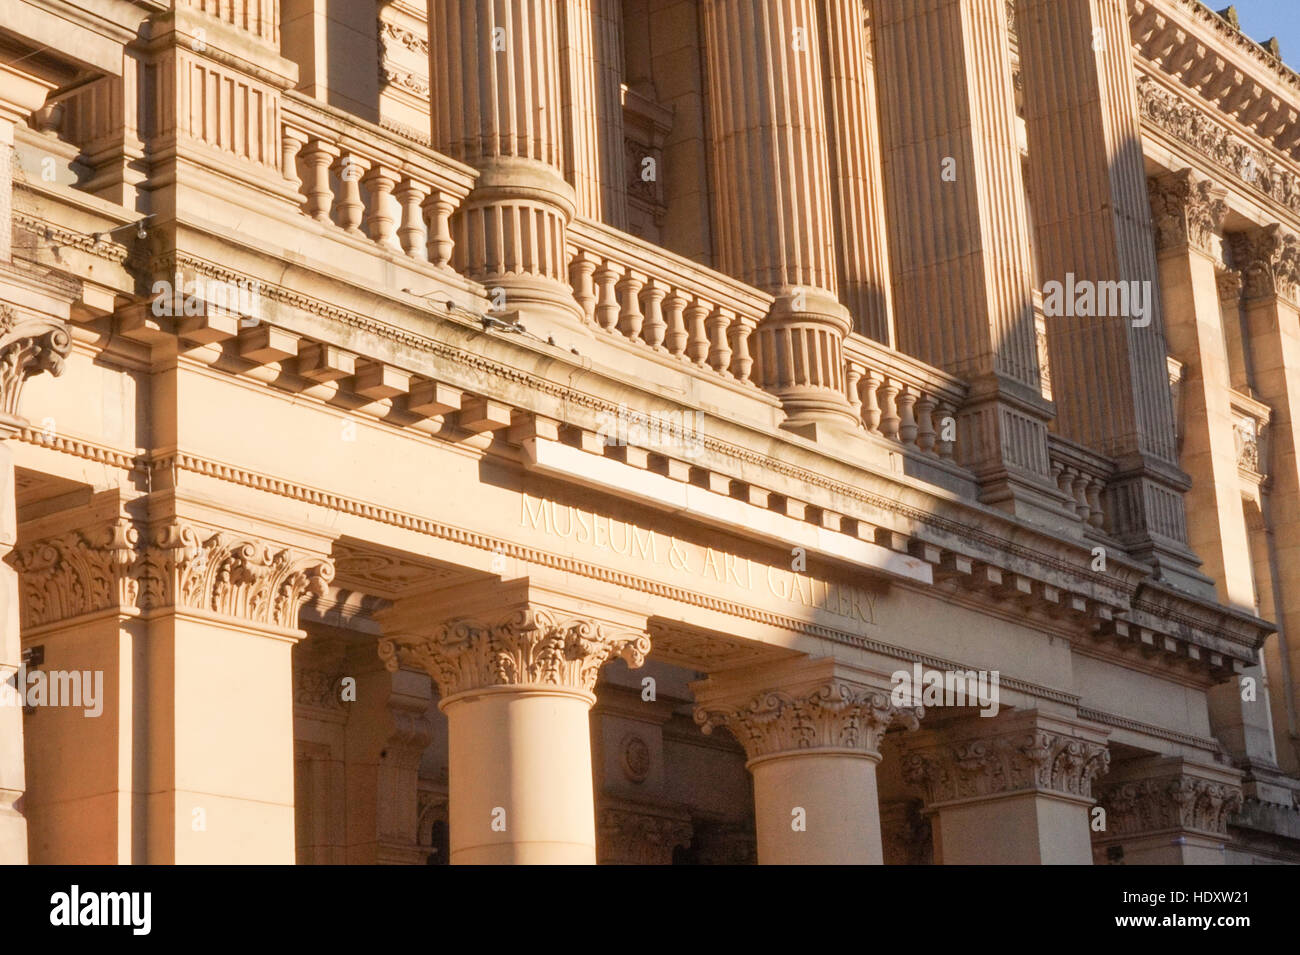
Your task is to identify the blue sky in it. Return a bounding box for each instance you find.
[1220,1,1300,71]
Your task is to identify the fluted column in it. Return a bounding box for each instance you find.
[560,0,627,229]
[377,578,651,864]
[701,0,855,432]
[1018,0,1200,582]
[693,658,920,864]
[0,311,71,864]
[1231,225,1300,775]
[428,0,580,320]
[901,710,1110,864]
[873,0,1060,521]
[1091,757,1243,865]
[817,0,894,345]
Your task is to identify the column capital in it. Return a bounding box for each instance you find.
[1148,169,1228,256]
[1229,224,1300,305]
[692,658,922,763]
[0,306,72,436]
[1093,757,1243,840]
[376,578,651,700]
[901,710,1111,807]
[8,513,333,634]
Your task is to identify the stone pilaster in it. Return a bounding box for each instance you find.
[874,0,1060,521]
[428,0,580,322]
[377,577,651,863]
[701,0,855,432]
[11,498,333,863]
[1092,757,1243,865]
[693,657,921,864]
[1230,224,1300,775]
[901,710,1110,864]
[0,307,70,864]
[1018,0,1201,584]
[816,0,893,345]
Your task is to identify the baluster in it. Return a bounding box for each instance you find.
[282,126,307,192]
[421,189,455,268]
[729,315,755,384]
[1071,469,1090,521]
[897,387,918,446]
[617,270,645,341]
[395,176,430,259]
[641,278,667,349]
[569,250,597,323]
[707,307,733,375]
[363,164,402,251]
[846,363,864,427]
[1086,478,1106,529]
[334,151,370,234]
[686,298,711,365]
[594,261,621,332]
[1057,467,1078,518]
[664,290,688,357]
[916,394,936,453]
[878,378,901,440]
[299,139,339,223]
[935,400,956,458]
[862,370,882,434]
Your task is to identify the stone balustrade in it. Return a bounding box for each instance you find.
[842,335,966,461]
[281,93,476,270]
[567,218,769,386]
[1047,434,1113,532]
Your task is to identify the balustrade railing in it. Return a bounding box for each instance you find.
[842,335,967,461]
[280,93,476,269]
[1046,434,1113,531]
[567,219,770,386]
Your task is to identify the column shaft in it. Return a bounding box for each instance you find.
[751,750,883,864]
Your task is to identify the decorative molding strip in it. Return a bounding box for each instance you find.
[1077,706,1222,754]
[1136,73,1300,220]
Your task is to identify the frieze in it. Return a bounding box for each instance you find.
[1136,74,1300,219]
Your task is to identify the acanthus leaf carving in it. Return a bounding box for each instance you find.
[379,606,652,696]
[7,519,139,628]
[0,310,72,423]
[694,681,922,761]
[1229,225,1300,303]
[1147,170,1228,254]
[1094,774,1243,836]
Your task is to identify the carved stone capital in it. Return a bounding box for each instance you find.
[7,518,138,628]
[10,517,333,631]
[1094,760,1243,839]
[695,680,922,762]
[902,714,1110,806]
[1216,268,1243,302]
[0,306,71,432]
[378,605,651,698]
[1148,170,1228,255]
[1229,225,1300,304]
[598,805,693,865]
[145,523,334,631]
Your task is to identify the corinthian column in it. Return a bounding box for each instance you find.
[901,710,1110,864]
[428,0,580,321]
[873,0,1061,522]
[0,309,70,864]
[701,0,855,432]
[817,0,894,345]
[693,658,920,864]
[377,578,651,864]
[1017,0,1201,583]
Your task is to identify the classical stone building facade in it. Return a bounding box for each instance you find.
[2,0,1299,865]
